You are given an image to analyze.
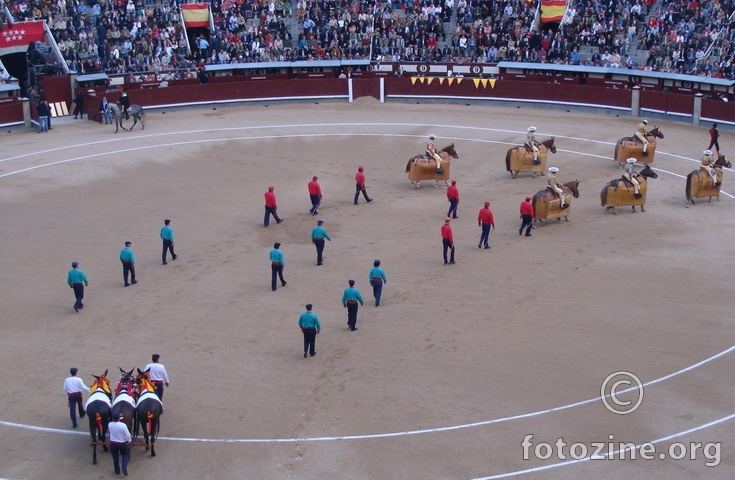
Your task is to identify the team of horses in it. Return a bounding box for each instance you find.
[86,368,162,466]
[406,125,728,212]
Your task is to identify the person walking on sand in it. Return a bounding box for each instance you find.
[299,304,321,358]
[67,261,88,312]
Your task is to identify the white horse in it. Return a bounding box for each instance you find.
[107,102,145,133]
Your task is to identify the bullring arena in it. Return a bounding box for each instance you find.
[1,100,734,480]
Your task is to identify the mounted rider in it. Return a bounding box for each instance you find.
[700,149,721,187]
[526,126,540,163]
[426,134,444,173]
[622,158,642,198]
[634,119,653,156]
[118,89,130,120]
[547,166,569,208]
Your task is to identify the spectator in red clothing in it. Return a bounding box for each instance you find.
[441,217,455,265]
[264,186,283,227]
[446,179,460,218]
[354,166,373,204]
[308,175,322,215]
[519,196,534,237]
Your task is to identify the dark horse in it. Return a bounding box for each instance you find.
[107,103,146,133]
[685,154,730,206]
[505,137,557,178]
[86,369,112,465]
[112,367,138,439]
[601,164,658,214]
[135,368,162,457]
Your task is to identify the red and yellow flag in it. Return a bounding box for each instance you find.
[540,0,566,23]
[182,4,210,28]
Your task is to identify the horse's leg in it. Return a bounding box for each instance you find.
[640,205,645,212]
[433,180,439,189]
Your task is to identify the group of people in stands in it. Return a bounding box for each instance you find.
[4,0,734,80]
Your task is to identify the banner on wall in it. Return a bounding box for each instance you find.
[0,21,45,56]
[182,4,210,28]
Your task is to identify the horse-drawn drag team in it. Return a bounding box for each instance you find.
[64,106,728,474]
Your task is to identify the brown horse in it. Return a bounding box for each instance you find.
[86,370,112,465]
[614,126,664,165]
[405,143,459,189]
[685,155,729,206]
[135,368,162,457]
[505,137,557,178]
[532,180,580,224]
[601,164,658,214]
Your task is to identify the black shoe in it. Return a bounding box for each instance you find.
[453,216,458,219]
[131,280,137,285]
[123,470,128,476]
[354,202,358,205]
[74,306,79,312]
[310,352,316,357]
[125,283,130,287]
[367,199,373,203]
[525,233,532,237]
[162,262,167,265]
[273,288,277,291]
[172,254,177,260]
[375,302,379,307]
[444,261,448,265]
[276,219,283,224]
[73,423,78,429]
[484,245,490,249]
[478,243,482,248]
[282,281,287,287]
[304,352,307,358]
[80,412,85,418]
[350,328,358,331]
[519,230,522,236]
[317,263,323,266]
[449,261,456,264]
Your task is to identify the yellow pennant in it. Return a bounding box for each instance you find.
[411,76,418,85]
[438,77,445,85]
[448,77,455,86]
[489,79,496,89]
[426,77,434,85]
[473,78,481,89]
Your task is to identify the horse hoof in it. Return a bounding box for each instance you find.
[641,206,646,212]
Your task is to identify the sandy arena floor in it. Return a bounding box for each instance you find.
[0,99,733,480]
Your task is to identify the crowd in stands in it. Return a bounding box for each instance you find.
[4,0,735,80]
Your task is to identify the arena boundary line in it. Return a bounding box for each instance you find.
[2,344,733,443]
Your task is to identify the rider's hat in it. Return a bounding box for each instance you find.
[429,134,436,139]
[642,119,648,125]
[703,149,713,156]
[626,158,636,164]
[548,166,559,173]
[527,126,536,132]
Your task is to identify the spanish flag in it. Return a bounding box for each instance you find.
[182,4,210,28]
[540,0,566,23]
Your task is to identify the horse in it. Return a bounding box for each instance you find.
[112,367,138,440]
[135,368,162,457]
[600,164,658,214]
[613,126,664,165]
[405,143,459,189]
[107,103,146,133]
[685,155,729,207]
[532,180,581,224]
[505,137,557,178]
[85,369,112,465]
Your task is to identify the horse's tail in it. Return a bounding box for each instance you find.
[505,149,512,171]
[685,171,693,201]
[139,107,145,119]
[406,158,413,173]
[600,186,608,206]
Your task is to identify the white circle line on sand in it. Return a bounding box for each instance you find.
[471,411,735,479]
[2,344,734,443]
[0,131,731,199]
